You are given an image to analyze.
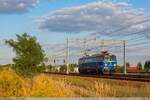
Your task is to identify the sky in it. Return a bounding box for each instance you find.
[0,0,150,65]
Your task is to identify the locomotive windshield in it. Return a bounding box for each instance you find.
[104,56,110,61]
[103,55,117,62]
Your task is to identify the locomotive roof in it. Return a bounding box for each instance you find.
[80,52,115,59]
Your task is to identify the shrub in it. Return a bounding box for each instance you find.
[115,64,122,73]
[59,65,66,72]
[46,65,53,72]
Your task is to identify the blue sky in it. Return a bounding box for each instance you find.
[0,0,150,65]
[0,0,150,43]
[0,0,96,43]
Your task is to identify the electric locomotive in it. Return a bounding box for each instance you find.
[78,51,117,75]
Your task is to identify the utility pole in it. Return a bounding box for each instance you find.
[66,37,69,74]
[83,38,87,56]
[101,39,105,52]
[123,40,127,75]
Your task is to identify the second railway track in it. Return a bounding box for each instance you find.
[44,72,150,82]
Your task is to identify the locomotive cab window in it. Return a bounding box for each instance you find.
[104,56,111,61]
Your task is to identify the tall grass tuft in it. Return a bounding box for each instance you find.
[31,74,74,97]
[31,74,56,96]
[94,81,117,96]
[0,70,27,97]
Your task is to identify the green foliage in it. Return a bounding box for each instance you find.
[69,64,77,72]
[47,64,53,72]
[137,62,142,70]
[5,33,45,76]
[144,60,150,72]
[126,62,130,68]
[59,64,77,73]
[60,65,66,72]
[120,66,125,73]
[127,69,147,74]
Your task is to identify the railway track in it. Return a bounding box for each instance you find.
[96,75,150,82]
[44,72,150,82]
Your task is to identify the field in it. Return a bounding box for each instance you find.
[0,69,150,97]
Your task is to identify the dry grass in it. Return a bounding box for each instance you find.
[0,70,150,97]
[0,70,27,97]
[31,74,74,97]
[0,70,74,97]
[49,74,150,97]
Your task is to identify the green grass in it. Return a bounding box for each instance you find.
[127,69,148,74]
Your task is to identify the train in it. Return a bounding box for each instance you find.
[78,51,117,75]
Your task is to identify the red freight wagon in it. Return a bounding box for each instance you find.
[127,67,139,71]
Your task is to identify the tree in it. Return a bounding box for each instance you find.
[5,33,45,76]
[144,61,148,69]
[137,62,142,70]
[144,60,150,72]
[126,62,130,68]
[148,61,150,73]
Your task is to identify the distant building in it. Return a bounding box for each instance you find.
[127,66,139,71]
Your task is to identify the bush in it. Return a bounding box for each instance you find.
[47,65,53,72]
[115,65,122,73]
[69,64,77,72]
[0,70,26,97]
[59,65,66,72]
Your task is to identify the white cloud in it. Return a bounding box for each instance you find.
[114,2,129,7]
[37,1,150,35]
[37,1,150,65]
[0,0,39,14]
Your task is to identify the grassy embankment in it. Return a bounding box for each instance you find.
[0,69,150,97]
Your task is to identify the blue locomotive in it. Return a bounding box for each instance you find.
[78,51,117,75]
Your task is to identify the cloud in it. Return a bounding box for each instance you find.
[36,1,150,65]
[0,0,39,14]
[37,1,150,35]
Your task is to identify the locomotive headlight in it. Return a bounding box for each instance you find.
[114,64,116,66]
[105,63,107,66]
